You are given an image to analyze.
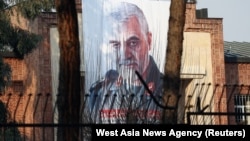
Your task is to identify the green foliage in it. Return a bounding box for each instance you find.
[9,0,55,19]
[0,101,23,141]
[0,0,54,23]
[0,58,11,91]
[0,128,23,141]
[0,0,52,90]
[8,28,42,58]
[0,0,7,9]
[0,16,42,58]
[0,101,8,124]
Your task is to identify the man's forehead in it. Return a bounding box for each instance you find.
[107,32,128,42]
[105,23,126,39]
[104,16,142,42]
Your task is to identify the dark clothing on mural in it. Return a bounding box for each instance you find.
[86,56,164,123]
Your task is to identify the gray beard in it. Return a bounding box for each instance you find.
[118,67,138,85]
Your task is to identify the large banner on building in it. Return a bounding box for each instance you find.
[82,0,170,123]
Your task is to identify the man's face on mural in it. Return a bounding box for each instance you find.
[108,16,152,83]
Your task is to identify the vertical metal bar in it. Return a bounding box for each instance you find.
[187,112,191,125]
[14,93,23,122]
[118,95,125,123]
[80,94,88,123]
[137,94,144,122]
[5,93,12,111]
[22,94,32,141]
[4,93,12,141]
[99,94,109,123]
[13,93,23,141]
[108,94,116,124]
[42,93,50,141]
[126,94,135,123]
[90,94,98,122]
[33,93,41,141]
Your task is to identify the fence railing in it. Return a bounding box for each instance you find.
[1,83,250,140]
[0,93,94,141]
[0,91,176,140]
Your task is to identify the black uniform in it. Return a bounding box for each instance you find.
[85,56,164,124]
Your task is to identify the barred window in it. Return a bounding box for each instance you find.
[234,95,250,124]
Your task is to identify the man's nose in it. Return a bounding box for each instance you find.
[120,44,133,59]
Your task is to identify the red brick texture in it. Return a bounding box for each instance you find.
[185,4,227,124]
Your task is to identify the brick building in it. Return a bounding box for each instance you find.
[224,41,250,124]
[0,1,249,140]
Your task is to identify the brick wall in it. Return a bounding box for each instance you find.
[225,63,250,124]
[2,1,82,139]
[184,4,227,124]
[1,9,56,141]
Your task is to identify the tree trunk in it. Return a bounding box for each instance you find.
[55,0,81,140]
[163,0,186,124]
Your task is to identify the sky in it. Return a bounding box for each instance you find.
[196,0,250,42]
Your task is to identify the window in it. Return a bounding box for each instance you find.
[13,81,24,93]
[234,94,250,124]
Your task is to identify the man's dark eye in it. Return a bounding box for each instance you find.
[127,39,139,48]
[111,42,120,49]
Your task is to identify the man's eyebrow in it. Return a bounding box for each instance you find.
[109,40,119,44]
[127,36,140,41]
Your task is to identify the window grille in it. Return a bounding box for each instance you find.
[234,94,250,124]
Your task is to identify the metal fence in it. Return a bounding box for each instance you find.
[0,83,249,140]
[0,92,170,141]
[0,93,93,141]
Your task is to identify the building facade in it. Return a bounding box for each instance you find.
[1,0,249,140]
